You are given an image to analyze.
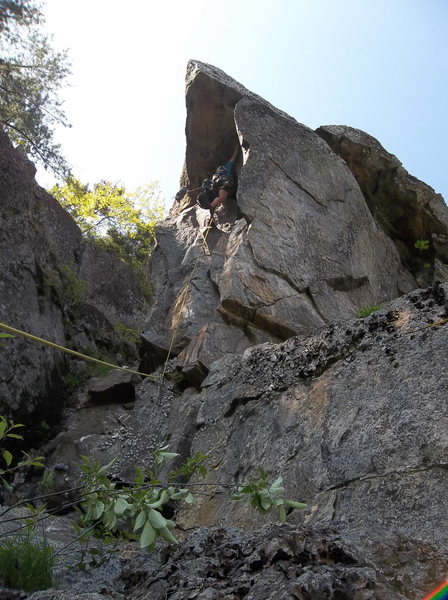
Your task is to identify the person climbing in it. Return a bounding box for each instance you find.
[197,144,239,212]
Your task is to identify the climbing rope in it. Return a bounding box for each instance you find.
[0,322,160,380]
[0,215,216,397]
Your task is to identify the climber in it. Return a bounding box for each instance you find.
[197,144,239,212]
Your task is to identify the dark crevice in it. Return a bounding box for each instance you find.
[321,462,448,494]
[224,394,262,418]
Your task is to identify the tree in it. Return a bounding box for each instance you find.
[0,0,71,176]
[50,177,165,273]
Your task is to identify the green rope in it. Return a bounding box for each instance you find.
[0,322,159,380]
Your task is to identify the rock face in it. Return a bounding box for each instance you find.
[0,127,147,432]
[2,61,448,600]
[45,283,448,600]
[141,61,448,383]
[316,125,448,286]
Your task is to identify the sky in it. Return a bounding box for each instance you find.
[37,0,448,209]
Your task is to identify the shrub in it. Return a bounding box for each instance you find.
[0,529,54,592]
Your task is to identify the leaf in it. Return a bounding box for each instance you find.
[0,421,7,437]
[146,508,167,529]
[98,457,118,475]
[104,510,117,531]
[184,492,195,504]
[146,489,169,509]
[134,466,145,484]
[133,509,147,532]
[231,494,243,501]
[270,476,283,490]
[2,450,12,467]
[139,520,156,549]
[170,491,187,500]
[93,500,105,520]
[260,497,271,512]
[1,477,13,492]
[0,333,14,338]
[278,505,287,523]
[284,499,308,509]
[114,497,130,515]
[5,433,23,440]
[158,526,178,545]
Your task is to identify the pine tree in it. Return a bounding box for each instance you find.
[0,0,71,176]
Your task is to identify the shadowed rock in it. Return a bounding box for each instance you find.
[0,126,147,430]
[316,124,448,285]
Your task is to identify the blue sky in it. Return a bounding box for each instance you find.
[38,0,448,207]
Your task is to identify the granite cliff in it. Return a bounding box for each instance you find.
[1,61,448,599]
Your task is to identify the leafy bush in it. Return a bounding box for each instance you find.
[0,528,54,592]
[75,448,307,552]
[0,412,307,590]
[50,177,165,298]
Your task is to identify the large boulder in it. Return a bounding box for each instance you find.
[0,126,148,433]
[141,61,426,383]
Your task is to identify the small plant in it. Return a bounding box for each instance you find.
[0,528,54,592]
[358,305,381,318]
[0,417,44,489]
[414,239,430,251]
[231,468,307,523]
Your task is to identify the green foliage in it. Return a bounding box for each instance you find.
[0,0,71,176]
[231,468,307,523]
[358,305,381,318]
[76,448,306,553]
[414,239,430,251]
[50,177,165,293]
[0,416,44,489]
[76,454,183,551]
[114,321,140,344]
[0,417,307,591]
[44,262,88,308]
[0,527,54,592]
[50,177,164,254]
[169,451,209,481]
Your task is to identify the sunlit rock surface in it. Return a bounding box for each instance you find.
[142,61,427,383]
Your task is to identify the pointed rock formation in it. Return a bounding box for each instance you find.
[142,61,437,384]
